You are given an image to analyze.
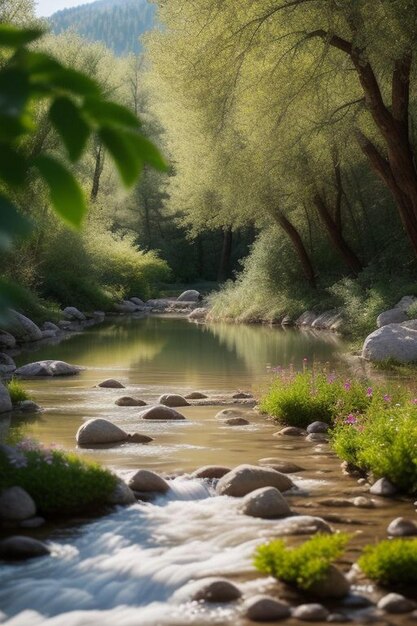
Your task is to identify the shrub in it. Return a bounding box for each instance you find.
[332,399,417,492]
[358,539,417,587]
[254,533,350,590]
[6,379,30,404]
[259,367,372,428]
[0,440,117,516]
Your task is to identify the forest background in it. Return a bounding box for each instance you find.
[4,0,417,339]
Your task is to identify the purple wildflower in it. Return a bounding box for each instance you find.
[344,414,357,425]
[383,394,392,403]
[366,387,373,397]
[344,381,351,391]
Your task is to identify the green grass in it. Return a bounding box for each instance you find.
[6,379,30,405]
[0,440,117,517]
[259,367,372,428]
[359,539,417,587]
[254,533,350,591]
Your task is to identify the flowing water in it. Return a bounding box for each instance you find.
[0,316,414,625]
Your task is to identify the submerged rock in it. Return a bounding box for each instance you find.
[128,469,169,493]
[216,464,294,497]
[192,465,231,479]
[224,417,250,426]
[14,400,42,413]
[215,408,246,420]
[15,360,83,377]
[274,426,306,437]
[115,396,147,407]
[244,595,291,621]
[0,536,50,561]
[177,290,200,302]
[185,391,208,400]
[387,517,417,537]
[292,604,329,622]
[232,391,253,399]
[240,487,291,519]
[273,515,332,536]
[377,593,415,614]
[258,458,305,474]
[0,487,36,521]
[98,379,125,388]
[158,394,190,407]
[76,418,129,446]
[139,405,186,420]
[127,433,153,444]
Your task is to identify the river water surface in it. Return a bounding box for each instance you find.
[0,316,413,625]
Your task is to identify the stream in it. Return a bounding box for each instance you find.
[0,316,413,625]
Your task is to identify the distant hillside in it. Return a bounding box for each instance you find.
[50,0,155,56]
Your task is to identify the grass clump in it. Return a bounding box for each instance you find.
[6,378,30,404]
[332,399,417,493]
[254,533,350,590]
[260,366,372,428]
[358,539,417,587]
[0,439,117,517]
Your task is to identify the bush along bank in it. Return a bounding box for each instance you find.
[260,363,417,495]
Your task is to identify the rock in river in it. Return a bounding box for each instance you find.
[274,426,306,437]
[258,458,305,474]
[76,418,129,446]
[377,593,415,614]
[108,480,136,506]
[224,417,250,426]
[128,469,170,493]
[158,394,190,407]
[0,487,36,521]
[192,465,231,479]
[369,477,397,497]
[292,603,329,622]
[185,391,208,400]
[63,306,86,321]
[240,487,291,519]
[387,517,417,537]
[308,565,350,599]
[306,421,329,434]
[115,396,147,407]
[177,290,200,302]
[15,360,83,377]
[244,595,291,622]
[139,405,186,420]
[216,464,294,497]
[0,536,50,561]
[98,379,125,388]
[176,577,242,603]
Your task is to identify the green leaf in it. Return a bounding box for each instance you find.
[125,132,168,171]
[83,97,141,130]
[0,68,30,117]
[34,156,87,228]
[0,25,43,47]
[99,127,143,187]
[0,195,32,250]
[0,145,27,186]
[44,67,101,97]
[49,97,91,162]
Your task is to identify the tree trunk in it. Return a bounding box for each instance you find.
[273,209,316,288]
[90,142,104,201]
[314,193,362,276]
[217,227,233,282]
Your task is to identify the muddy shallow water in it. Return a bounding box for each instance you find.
[0,316,415,625]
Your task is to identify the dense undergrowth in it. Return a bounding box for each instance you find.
[6,379,30,405]
[261,365,417,493]
[358,539,417,587]
[0,440,117,516]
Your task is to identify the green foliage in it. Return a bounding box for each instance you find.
[358,539,417,587]
[332,398,417,493]
[260,367,372,428]
[0,441,117,516]
[254,534,350,591]
[6,379,30,404]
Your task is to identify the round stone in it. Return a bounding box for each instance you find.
[158,394,190,407]
[240,487,291,519]
[377,593,415,614]
[115,397,147,407]
[387,517,417,537]
[0,536,50,561]
[98,379,125,388]
[216,464,294,497]
[292,603,329,622]
[0,486,36,521]
[244,595,291,621]
[128,469,170,493]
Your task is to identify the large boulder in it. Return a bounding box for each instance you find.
[362,320,417,362]
[139,405,186,420]
[42,321,61,333]
[128,469,170,493]
[240,487,291,519]
[216,464,294,497]
[7,311,42,343]
[76,418,129,446]
[0,383,13,414]
[0,353,16,375]
[0,536,50,561]
[158,394,190,407]
[15,360,83,377]
[177,290,200,302]
[0,330,16,349]
[0,487,36,521]
[63,307,86,321]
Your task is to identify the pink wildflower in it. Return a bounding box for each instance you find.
[366,387,373,397]
[383,394,392,403]
[344,381,351,391]
[344,414,357,425]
